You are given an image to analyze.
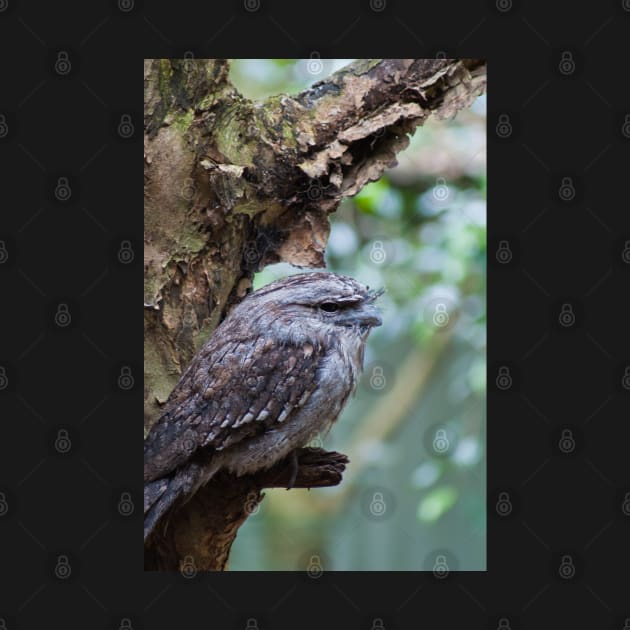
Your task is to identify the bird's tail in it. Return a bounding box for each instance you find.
[144,463,201,542]
[143,458,223,542]
[144,478,176,541]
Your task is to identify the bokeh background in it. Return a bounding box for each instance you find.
[229,59,486,571]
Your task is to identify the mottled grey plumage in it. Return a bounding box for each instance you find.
[144,271,382,540]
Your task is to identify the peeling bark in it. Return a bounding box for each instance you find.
[144,58,486,569]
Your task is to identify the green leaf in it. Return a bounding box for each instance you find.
[355,178,390,215]
[417,486,458,522]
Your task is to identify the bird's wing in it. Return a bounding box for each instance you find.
[143,335,325,482]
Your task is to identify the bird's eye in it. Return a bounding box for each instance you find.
[320,302,339,313]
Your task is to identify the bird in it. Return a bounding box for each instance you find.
[143,271,383,541]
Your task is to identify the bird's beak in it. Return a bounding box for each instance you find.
[354,288,384,328]
[357,302,383,328]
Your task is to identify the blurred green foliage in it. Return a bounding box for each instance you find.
[229,59,486,571]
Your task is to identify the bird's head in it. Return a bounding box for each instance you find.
[227,272,383,346]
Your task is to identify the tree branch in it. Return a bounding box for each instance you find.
[144,448,348,571]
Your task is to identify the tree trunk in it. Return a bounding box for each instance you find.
[143,58,486,570]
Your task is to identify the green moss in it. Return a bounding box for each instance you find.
[346,59,382,75]
[158,59,173,99]
[198,93,217,110]
[173,108,194,133]
[235,199,261,217]
[263,94,283,113]
[281,120,297,149]
[214,107,255,167]
[179,227,206,254]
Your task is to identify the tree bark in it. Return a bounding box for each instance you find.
[143,58,486,570]
[144,447,349,571]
